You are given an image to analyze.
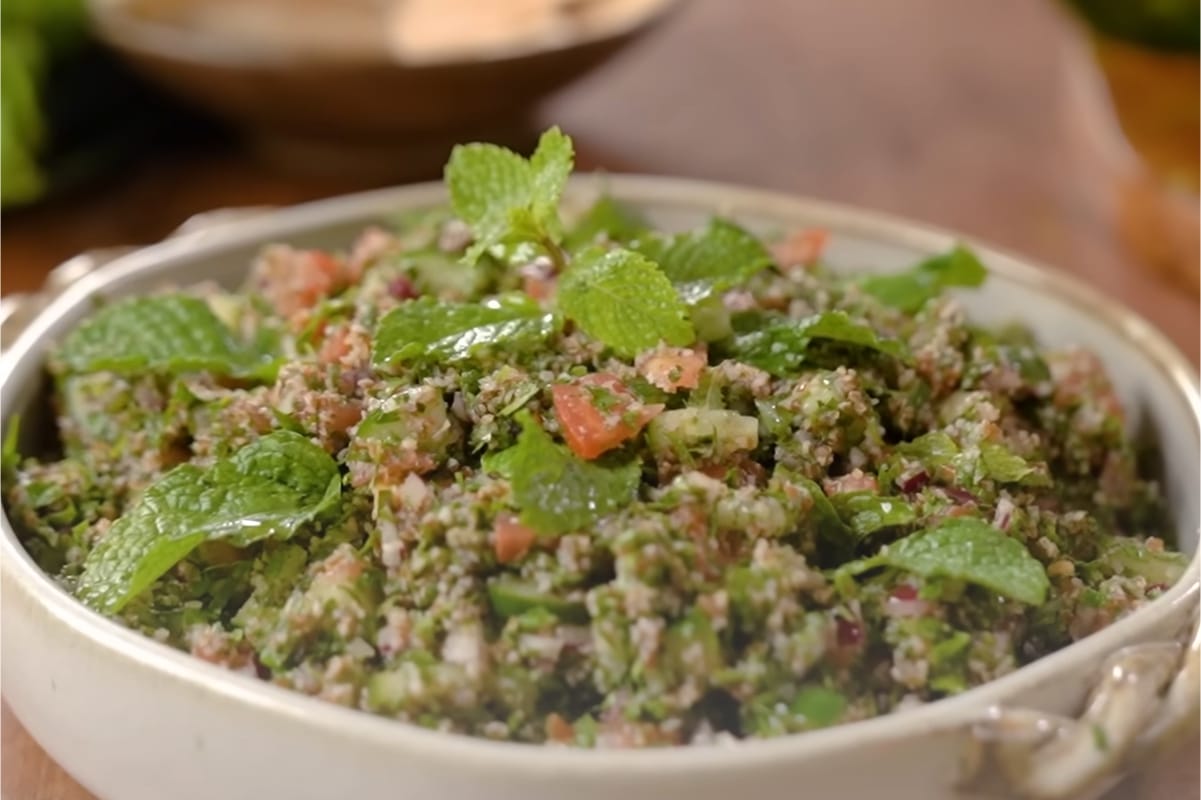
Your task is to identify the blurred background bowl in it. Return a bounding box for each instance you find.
[84,0,681,179]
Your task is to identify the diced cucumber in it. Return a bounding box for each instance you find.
[647,408,759,462]
[487,577,589,624]
[690,295,733,342]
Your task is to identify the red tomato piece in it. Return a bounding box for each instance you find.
[551,373,662,460]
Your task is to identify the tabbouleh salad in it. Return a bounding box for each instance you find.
[3,129,1187,748]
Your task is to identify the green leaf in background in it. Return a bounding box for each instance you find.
[372,295,560,369]
[859,245,987,313]
[557,246,695,357]
[445,126,574,264]
[634,218,773,304]
[830,491,917,538]
[77,431,342,614]
[843,517,1050,605]
[55,295,273,379]
[727,310,909,376]
[503,411,641,536]
[1,28,49,207]
[563,195,649,250]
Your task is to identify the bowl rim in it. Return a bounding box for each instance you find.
[2,174,1199,776]
[84,0,684,69]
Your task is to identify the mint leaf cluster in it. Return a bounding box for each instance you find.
[446,126,574,266]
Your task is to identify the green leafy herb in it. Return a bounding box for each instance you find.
[791,685,847,728]
[445,126,574,265]
[896,431,959,468]
[564,195,648,250]
[635,218,772,304]
[504,411,640,536]
[1092,536,1188,585]
[843,517,1050,605]
[727,310,908,376]
[372,296,560,369]
[1,415,20,480]
[979,441,1051,486]
[56,295,273,379]
[77,431,341,614]
[792,475,854,551]
[831,492,917,538]
[557,246,694,357]
[859,245,987,313]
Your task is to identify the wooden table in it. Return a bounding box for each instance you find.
[2,1,1197,798]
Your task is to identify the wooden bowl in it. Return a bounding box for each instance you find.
[85,0,681,179]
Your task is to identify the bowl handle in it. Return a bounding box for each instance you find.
[0,206,276,353]
[958,608,1199,799]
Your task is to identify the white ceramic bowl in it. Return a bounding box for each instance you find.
[2,177,1198,800]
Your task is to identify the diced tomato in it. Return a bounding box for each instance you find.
[638,347,706,392]
[293,250,346,310]
[493,515,537,564]
[318,324,352,365]
[545,713,575,744]
[552,373,663,460]
[771,227,829,269]
[523,274,557,301]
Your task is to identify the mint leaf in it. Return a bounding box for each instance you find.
[77,431,341,613]
[790,475,854,556]
[372,296,560,369]
[558,246,694,357]
[727,310,908,376]
[635,218,772,304]
[564,195,649,250]
[830,492,917,538]
[446,126,574,264]
[979,441,1051,486]
[896,431,959,468]
[56,295,272,379]
[1092,536,1188,585]
[859,245,987,313]
[504,411,640,535]
[846,517,1049,605]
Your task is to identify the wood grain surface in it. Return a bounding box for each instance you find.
[2,1,1197,798]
